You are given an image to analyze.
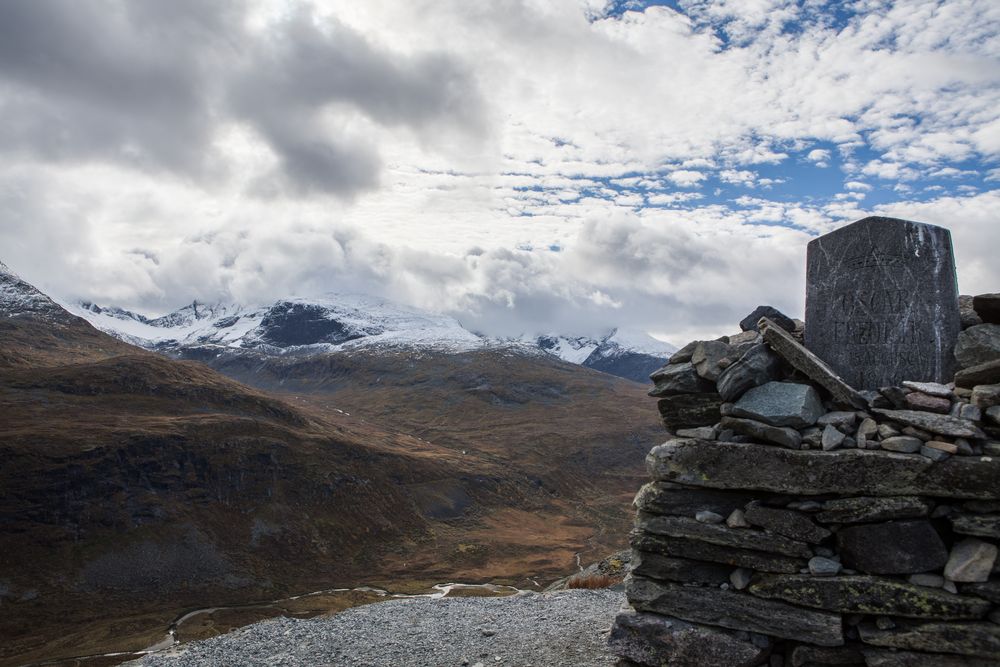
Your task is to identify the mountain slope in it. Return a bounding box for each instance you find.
[0,268,662,666]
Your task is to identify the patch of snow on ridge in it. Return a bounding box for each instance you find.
[532,334,601,364]
[600,328,677,358]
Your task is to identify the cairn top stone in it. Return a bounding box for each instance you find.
[804,216,960,389]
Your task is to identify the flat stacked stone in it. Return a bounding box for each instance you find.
[611,222,1000,666]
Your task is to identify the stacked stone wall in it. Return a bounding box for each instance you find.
[610,293,1000,667]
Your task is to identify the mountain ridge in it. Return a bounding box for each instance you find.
[64,292,676,383]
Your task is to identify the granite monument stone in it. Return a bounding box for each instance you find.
[804,216,960,389]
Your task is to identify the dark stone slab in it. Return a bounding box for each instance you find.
[815,496,932,524]
[804,217,961,389]
[741,305,796,332]
[627,575,844,646]
[608,611,768,667]
[951,514,1000,539]
[750,574,990,619]
[962,580,1000,603]
[760,317,866,408]
[790,645,865,666]
[630,551,733,586]
[858,620,1000,658]
[836,520,948,575]
[974,293,1000,325]
[955,359,1000,388]
[872,408,986,438]
[863,647,998,666]
[656,393,721,431]
[744,501,830,543]
[649,361,716,397]
[791,645,865,667]
[955,324,1000,369]
[632,482,757,518]
[720,416,802,449]
[730,381,825,428]
[716,343,785,402]
[631,531,805,574]
[636,512,813,558]
[646,439,1000,499]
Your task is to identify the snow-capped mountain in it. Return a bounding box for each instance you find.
[68,295,485,355]
[60,292,676,382]
[0,261,70,320]
[529,329,677,383]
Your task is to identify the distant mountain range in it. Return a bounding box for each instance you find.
[66,294,676,383]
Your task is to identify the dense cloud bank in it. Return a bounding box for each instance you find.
[0,1,997,342]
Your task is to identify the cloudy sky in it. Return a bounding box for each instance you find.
[1,0,998,343]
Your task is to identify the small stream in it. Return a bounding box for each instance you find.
[26,582,528,666]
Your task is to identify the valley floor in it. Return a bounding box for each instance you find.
[124,589,624,667]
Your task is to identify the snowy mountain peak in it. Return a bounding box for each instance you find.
[529,329,676,365]
[0,261,67,319]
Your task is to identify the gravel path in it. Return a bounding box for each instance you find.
[126,589,625,667]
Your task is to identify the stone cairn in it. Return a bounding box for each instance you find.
[608,217,1000,667]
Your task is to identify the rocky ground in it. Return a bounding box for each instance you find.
[126,589,624,667]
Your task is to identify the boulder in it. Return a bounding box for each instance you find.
[759,317,866,408]
[719,416,801,449]
[955,324,1000,370]
[836,520,948,575]
[656,393,722,430]
[858,620,1000,658]
[608,611,768,667]
[716,343,785,402]
[816,497,932,524]
[740,305,796,333]
[750,574,991,619]
[971,384,1000,409]
[730,381,825,429]
[691,340,731,382]
[743,501,830,544]
[627,576,844,647]
[945,539,998,583]
[649,362,715,397]
[973,293,1000,325]
[667,340,700,365]
[646,439,1000,499]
